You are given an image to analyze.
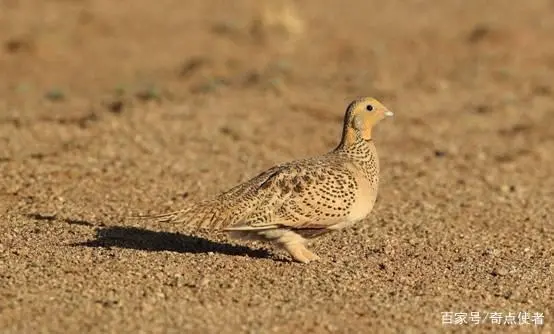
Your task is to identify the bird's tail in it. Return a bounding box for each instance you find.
[127,199,224,229]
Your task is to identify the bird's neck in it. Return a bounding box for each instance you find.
[335,132,380,183]
[335,129,376,161]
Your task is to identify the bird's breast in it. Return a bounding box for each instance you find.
[346,170,378,222]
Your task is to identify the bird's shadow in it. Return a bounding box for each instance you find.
[71,225,272,259]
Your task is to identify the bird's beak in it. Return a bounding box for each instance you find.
[384,110,394,117]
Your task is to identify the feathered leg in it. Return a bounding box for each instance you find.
[228,228,320,263]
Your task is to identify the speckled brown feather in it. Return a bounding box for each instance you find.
[144,143,379,229]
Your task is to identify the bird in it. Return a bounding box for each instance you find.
[133,97,394,263]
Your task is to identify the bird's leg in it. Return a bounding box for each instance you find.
[299,245,321,262]
[231,228,321,263]
[282,242,312,263]
[273,230,320,264]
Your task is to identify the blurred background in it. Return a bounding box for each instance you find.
[1,0,553,332]
[1,0,553,205]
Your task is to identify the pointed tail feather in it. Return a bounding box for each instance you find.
[126,209,188,222]
[127,200,223,228]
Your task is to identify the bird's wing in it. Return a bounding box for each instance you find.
[129,158,358,231]
[128,164,298,229]
[224,159,357,231]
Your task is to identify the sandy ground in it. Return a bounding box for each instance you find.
[1,0,553,333]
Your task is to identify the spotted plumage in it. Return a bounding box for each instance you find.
[133,97,394,263]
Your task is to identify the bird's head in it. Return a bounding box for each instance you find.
[341,97,393,144]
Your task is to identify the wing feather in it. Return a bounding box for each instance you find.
[129,156,356,231]
[224,159,355,231]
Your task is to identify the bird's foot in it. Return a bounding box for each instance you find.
[283,242,320,264]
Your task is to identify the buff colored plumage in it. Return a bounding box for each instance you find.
[134,97,393,263]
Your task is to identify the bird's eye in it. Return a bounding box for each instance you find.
[366,105,373,111]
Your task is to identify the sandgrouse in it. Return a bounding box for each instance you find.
[135,97,393,263]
